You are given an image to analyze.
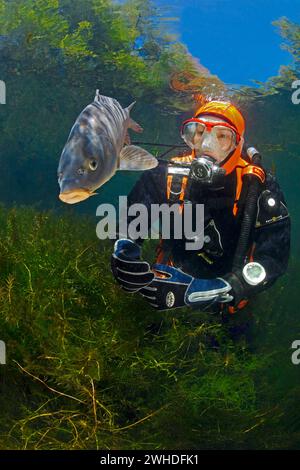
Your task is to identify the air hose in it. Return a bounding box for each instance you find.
[232,147,265,271]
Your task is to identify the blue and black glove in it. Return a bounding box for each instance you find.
[139,264,234,311]
[111,239,154,292]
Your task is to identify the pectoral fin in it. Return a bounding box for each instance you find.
[119,145,158,171]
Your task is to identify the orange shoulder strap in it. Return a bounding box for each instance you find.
[233,162,266,216]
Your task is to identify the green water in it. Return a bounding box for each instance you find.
[0,0,299,450]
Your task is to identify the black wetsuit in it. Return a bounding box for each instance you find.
[127,157,291,308]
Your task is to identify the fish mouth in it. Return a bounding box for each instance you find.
[59,188,96,204]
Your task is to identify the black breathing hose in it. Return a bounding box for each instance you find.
[232,147,264,271]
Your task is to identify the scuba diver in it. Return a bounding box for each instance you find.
[111,100,291,315]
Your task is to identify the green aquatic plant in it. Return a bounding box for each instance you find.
[0,206,299,450]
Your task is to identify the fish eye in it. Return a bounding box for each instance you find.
[89,159,98,171]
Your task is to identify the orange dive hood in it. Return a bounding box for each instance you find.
[194,100,246,175]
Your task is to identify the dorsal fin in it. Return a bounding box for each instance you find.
[126,101,136,113]
[94,89,100,101]
[94,90,118,108]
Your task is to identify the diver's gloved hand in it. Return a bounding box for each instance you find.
[222,270,251,307]
[111,239,154,293]
[139,264,234,311]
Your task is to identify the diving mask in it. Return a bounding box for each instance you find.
[181,118,239,159]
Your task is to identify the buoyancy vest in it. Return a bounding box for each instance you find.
[156,151,265,272]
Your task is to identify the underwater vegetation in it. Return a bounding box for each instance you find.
[0,206,299,450]
[0,0,300,450]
